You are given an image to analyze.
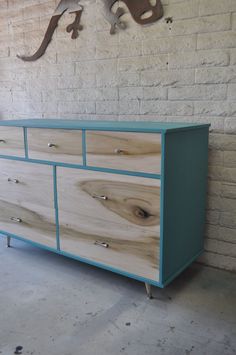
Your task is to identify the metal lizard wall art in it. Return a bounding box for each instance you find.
[17,0,163,62]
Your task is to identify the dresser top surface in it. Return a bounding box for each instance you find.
[0,119,210,133]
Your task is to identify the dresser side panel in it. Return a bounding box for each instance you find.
[162,128,209,284]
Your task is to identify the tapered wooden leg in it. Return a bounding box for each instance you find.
[6,236,11,248]
[145,283,153,299]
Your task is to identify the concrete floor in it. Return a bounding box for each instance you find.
[0,238,235,355]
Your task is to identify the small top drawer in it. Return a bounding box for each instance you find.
[0,127,25,157]
[27,128,83,164]
[86,131,162,174]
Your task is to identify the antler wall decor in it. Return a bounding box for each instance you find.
[17,0,163,62]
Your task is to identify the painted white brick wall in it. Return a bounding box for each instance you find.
[0,0,236,271]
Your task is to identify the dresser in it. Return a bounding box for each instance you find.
[0,120,210,297]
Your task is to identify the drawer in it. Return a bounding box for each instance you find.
[57,168,160,281]
[86,131,162,174]
[0,160,56,247]
[0,126,25,157]
[0,200,56,248]
[27,128,83,164]
[0,160,54,209]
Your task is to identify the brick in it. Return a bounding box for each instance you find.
[220,212,236,228]
[140,100,193,115]
[164,0,199,20]
[205,239,236,258]
[119,87,143,100]
[96,88,118,101]
[231,49,236,65]
[209,133,236,151]
[206,210,220,225]
[228,85,236,100]
[96,101,119,115]
[58,101,95,114]
[224,167,236,183]
[198,32,236,50]
[142,35,196,55]
[57,74,96,89]
[224,151,236,168]
[222,183,236,199]
[143,87,167,100]
[118,100,140,115]
[141,69,195,87]
[118,72,140,87]
[118,42,142,58]
[199,251,236,271]
[168,50,229,69]
[199,0,236,16]
[225,118,236,133]
[205,224,236,244]
[170,14,231,36]
[169,85,227,100]
[194,102,231,117]
[118,55,168,72]
[196,67,236,84]
[233,12,236,31]
[207,180,222,197]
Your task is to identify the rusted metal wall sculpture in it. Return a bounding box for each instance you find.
[103,0,163,34]
[17,0,83,62]
[17,0,163,62]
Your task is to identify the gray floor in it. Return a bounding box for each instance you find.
[0,238,235,355]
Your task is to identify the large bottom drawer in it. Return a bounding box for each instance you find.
[57,168,161,281]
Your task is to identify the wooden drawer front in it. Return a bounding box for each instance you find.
[0,127,25,157]
[0,160,56,247]
[86,131,162,174]
[57,168,160,281]
[0,200,56,248]
[27,128,83,164]
[0,160,54,209]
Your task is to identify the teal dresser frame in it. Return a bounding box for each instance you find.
[0,120,210,290]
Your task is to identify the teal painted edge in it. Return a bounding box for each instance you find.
[53,166,60,251]
[159,132,166,285]
[23,127,28,159]
[0,155,161,180]
[82,129,87,166]
[162,249,204,287]
[0,119,211,133]
[0,232,163,288]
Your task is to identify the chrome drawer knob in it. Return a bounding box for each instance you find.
[92,194,108,200]
[48,143,57,148]
[10,217,22,223]
[114,148,125,154]
[94,241,109,248]
[0,139,6,143]
[8,178,19,184]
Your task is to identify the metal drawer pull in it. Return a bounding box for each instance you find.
[92,194,108,200]
[10,217,22,223]
[114,148,125,154]
[94,241,109,248]
[8,178,19,184]
[0,139,6,143]
[48,143,57,148]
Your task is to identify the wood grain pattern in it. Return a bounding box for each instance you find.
[27,128,83,164]
[86,131,162,174]
[0,160,54,209]
[57,168,160,281]
[0,127,25,157]
[0,199,56,248]
[0,160,56,247]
